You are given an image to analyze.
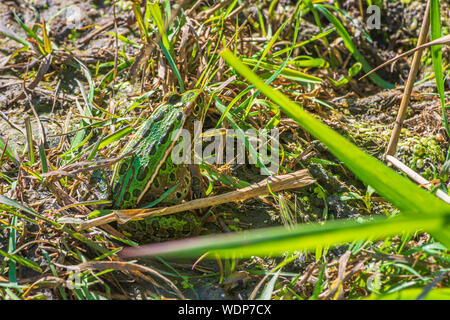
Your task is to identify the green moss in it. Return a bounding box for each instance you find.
[147,216,188,232]
[398,135,445,179]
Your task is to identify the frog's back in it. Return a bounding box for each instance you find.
[111,99,187,209]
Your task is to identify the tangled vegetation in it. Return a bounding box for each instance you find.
[0,0,449,300]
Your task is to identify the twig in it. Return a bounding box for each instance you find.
[75,169,315,230]
[360,33,450,81]
[384,0,431,157]
[386,155,450,204]
[7,53,53,106]
[75,260,186,299]
[24,152,133,180]
[77,17,125,46]
[0,110,26,137]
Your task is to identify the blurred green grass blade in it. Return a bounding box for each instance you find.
[215,87,251,128]
[366,288,450,300]
[315,5,395,89]
[120,215,447,259]
[4,288,20,299]
[41,249,68,299]
[127,89,159,111]
[106,31,140,48]
[333,5,374,43]
[100,59,133,89]
[144,0,153,33]
[87,134,104,161]
[220,49,449,217]
[430,0,450,151]
[41,22,52,54]
[61,128,93,158]
[0,195,60,227]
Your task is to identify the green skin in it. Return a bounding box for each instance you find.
[111,89,203,209]
[109,90,205,242]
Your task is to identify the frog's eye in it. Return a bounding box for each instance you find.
[167,93,182,104]
[192,104,200,116]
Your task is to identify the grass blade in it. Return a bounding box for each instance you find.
[120,215,447,259]
[219,49,449,217]
[430,0,450,158]
[315,5,394,89]
[0,137,20,165]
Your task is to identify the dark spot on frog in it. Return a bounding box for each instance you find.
[147,142,156,156]
[168,93,182,104]
[158,131,170,146]
[154,110,166,123]
[176,192,182,198]
[118,163,128,175]
[170,172,176,182]
[176,112,184,121]
[112,183,121,195]
[142,125,152,138]
[159,122,174,147]
[137,166,149,181]
[132,189,141,198]
[132,138,142,149]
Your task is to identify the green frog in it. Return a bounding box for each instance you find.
[108,89,206,242]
